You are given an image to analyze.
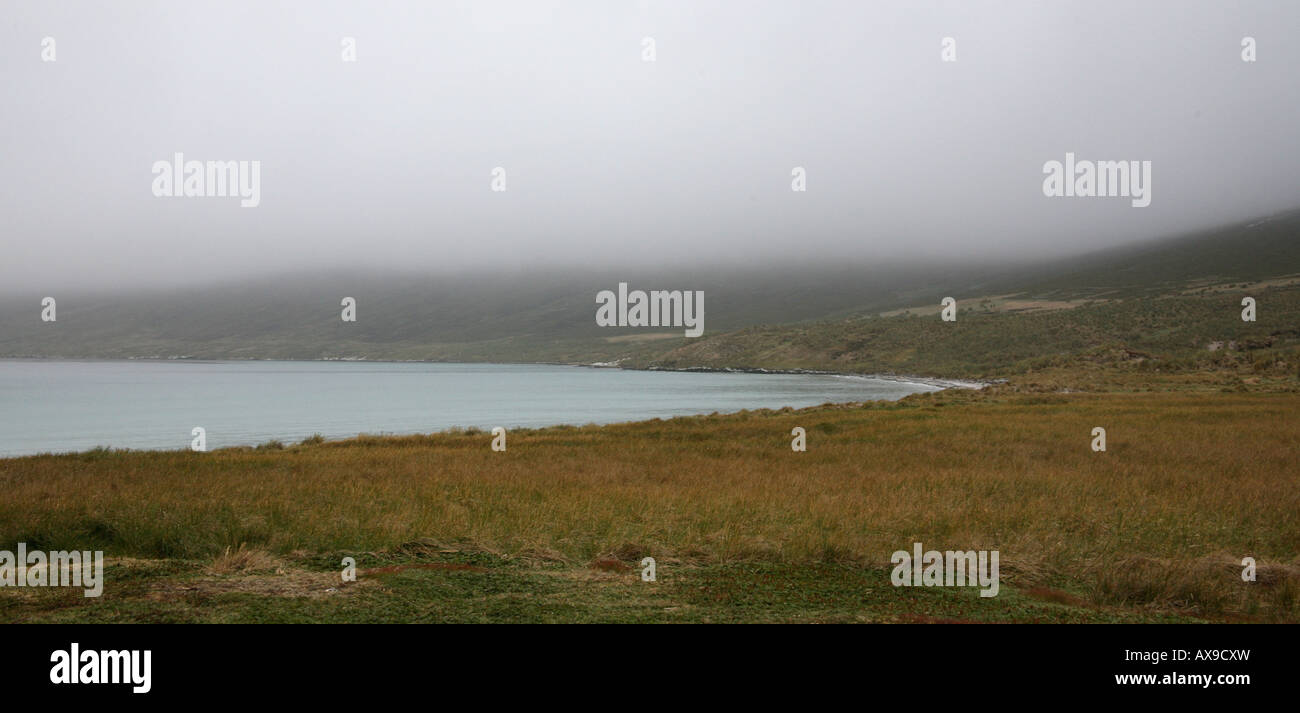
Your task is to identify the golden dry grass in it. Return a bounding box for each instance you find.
[1,387,1297,619]
[208,544,284,575]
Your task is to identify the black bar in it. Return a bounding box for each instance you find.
[3,623,1289,702]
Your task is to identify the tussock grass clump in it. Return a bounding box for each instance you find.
[209,545,283,575]
[1088,554,1300,618]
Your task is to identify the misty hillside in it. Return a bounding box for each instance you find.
[1,209,1298,366]
[989,209,1300,300]
[0,263,1014,360]
[641,209,1300,379]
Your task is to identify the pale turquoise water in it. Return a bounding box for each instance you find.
[0,360,939,457]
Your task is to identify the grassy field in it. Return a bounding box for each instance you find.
[3,368,1297,623]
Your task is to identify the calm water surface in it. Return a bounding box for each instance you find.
[0,360,940,456]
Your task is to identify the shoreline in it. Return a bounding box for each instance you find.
[628,364,993,390]
[0,354,996,390]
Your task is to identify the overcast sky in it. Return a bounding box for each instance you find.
[2,1,1298,291]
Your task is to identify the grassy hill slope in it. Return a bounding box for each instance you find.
[2,209,1298,376]
[634,210,1300,379]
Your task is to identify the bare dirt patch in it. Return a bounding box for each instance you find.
[590,556,632,572]
[360,563,488,576]
[1024,587,1090,608]
[149,569,367,600]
